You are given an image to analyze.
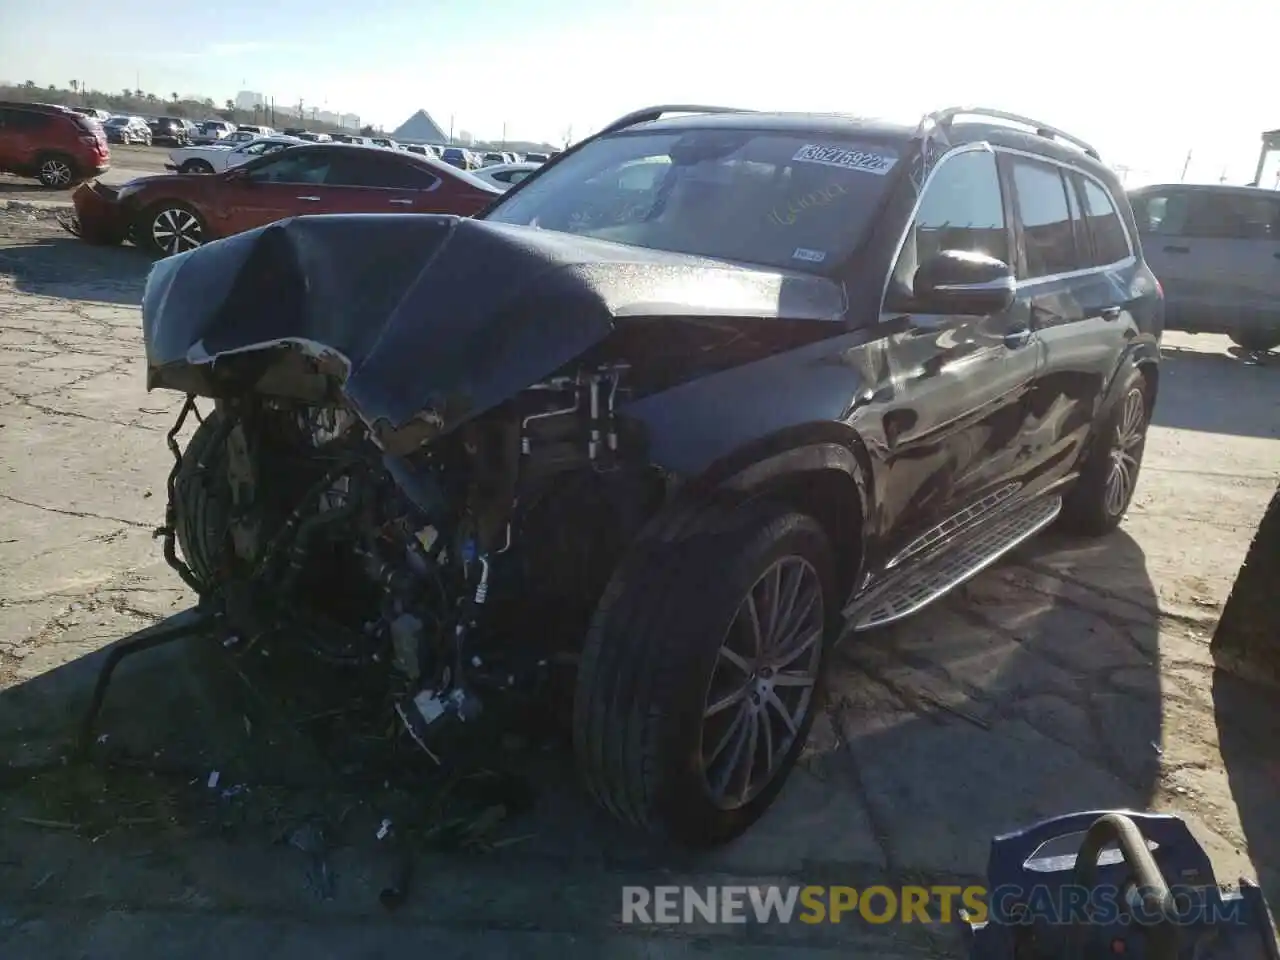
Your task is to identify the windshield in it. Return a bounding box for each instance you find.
[484,129,900,272]
[105,117,128,126]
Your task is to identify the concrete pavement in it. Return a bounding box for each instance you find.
[0,205,1277,958]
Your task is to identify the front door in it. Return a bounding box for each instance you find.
[869,146,1041,566]
[215,148,337,237]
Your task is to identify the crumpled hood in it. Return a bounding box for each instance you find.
[142,213,845,440]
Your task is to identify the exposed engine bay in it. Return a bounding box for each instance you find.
[163,360,661,760]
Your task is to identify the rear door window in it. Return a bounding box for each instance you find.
[326,151,440,189]
[1010,158,1080,279]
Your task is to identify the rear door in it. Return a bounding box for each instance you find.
[0,108,48,170]
[1008,156,1137,488]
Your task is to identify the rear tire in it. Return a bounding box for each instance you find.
[36,153,76,188]
[1059,366,1151,537]
[574,502,836,846]
[1229,330,1280,353]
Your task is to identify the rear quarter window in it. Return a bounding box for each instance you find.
[1080,178,1131,264]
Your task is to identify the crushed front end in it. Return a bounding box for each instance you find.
[156,355,657,760]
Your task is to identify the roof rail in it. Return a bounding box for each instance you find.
[924,106,1100,160]
[596,104,755,137]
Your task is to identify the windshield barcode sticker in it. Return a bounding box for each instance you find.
[792,144,897,175]
[792,247,827,263]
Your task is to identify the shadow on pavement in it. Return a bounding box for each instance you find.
[0,527,1178,947]
[0,237,150,306]
[1153,345,1280,440]
[1213,668,1280,908]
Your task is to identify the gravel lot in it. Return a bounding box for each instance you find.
[0,203,1277,959]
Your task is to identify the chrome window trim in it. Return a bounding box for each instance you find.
[879,142,1135,316]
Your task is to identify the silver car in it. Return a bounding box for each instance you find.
[1129,183,1280,352]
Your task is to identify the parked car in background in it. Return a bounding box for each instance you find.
[471,161,541,190]
[1128,183,1280,353]
[70,106,112,123]
[402,143,433,156]
[298,132,333,142]
[165,135,300,174]
[104,115,152,146]
[66,141,502,256]
[370,137,400,150]
[440,146,480,170]
[148,117,192,146]
[236,124,275,137]
[192,120,235,144]
[525,151,550,163]
[482,151,506,166]
[0,100,110,187]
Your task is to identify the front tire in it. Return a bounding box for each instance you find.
[574,503,836,846]
[142,200,206,256]
[1060,366,1151,536]
[180,160,215,174]
[173,411,233,589]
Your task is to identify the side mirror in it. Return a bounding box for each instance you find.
[912,250,1016,315]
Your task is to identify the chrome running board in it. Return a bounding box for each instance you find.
[847,495,1063,631]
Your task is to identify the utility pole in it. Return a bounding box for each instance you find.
[1180,149,1192,182]
[501,121,507,148]
[449,115,454,143]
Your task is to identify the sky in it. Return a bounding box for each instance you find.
[1,0,1276,185]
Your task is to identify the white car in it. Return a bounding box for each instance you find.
[471,161,542,190]
[166,136,301,174]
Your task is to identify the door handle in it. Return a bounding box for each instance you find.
[1004,326,1032,348]
[1163,244,1191,254]
[1100,306,1122,321]
[296,196,321,202]
[389,198,413,206]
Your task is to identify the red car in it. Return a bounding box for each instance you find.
[65,143,502,256]
[0,100,110,188]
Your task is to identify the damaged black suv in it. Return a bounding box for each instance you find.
[139,104,1163,845]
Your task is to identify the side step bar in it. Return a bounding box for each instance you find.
[847,495,1063,631]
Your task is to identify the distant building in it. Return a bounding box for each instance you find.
[392,109,448,143]
[339,113,360,130]
[235,90,266,111]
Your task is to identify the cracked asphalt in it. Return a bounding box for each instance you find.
[0,202,1278,959]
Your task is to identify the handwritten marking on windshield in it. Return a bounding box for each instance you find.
[768,182,848,227]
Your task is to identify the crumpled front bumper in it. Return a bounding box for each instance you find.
[58,180,130,246]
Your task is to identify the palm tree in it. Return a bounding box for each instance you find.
[171,91,179,103]
[22,80,36,90]
[1212,482,1280,680]
[225,99,235,112]
[70,80,79,94]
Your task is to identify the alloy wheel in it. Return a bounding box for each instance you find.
[151,208,203,256]
[1105,387,1147,516]
[700,555,824,810]
[39,158,72,187]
